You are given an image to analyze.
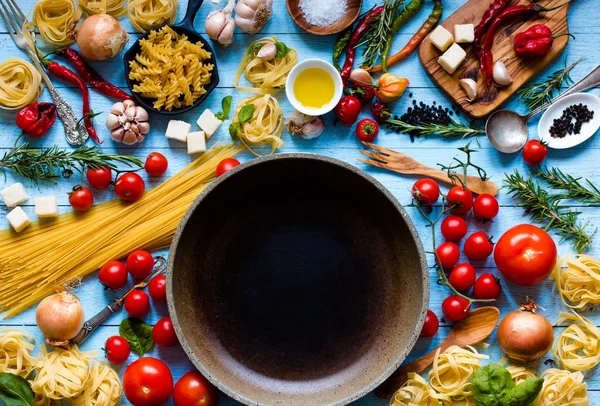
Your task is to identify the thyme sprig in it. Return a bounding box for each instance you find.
[386,119,485,139]
[504,170,594,253]
[439,143,489,189]
[0,142,143,183]
[537,166,600,204]
[359,0,404,69]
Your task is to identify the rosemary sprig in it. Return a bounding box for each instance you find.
[518,57,582,111]
[359,0,403,69]
[537,166,600,204]
[0,142,143,183]
[504,170,594,253]
[386,119,485,139]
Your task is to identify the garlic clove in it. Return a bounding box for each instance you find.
[235,2,255,18]
[218,18,235,46]
[350,68,373,85]
[235,15,255,34]
[493,60,512,87]
[460,78,478,102]
[106,114,121,130]
[124,106,137,121]
[111,102,125,115]
[137,134,145,143]
[123,99,136,109]
[122,130,138,145]
[137,122,151,134]
[134,106,149,122]
[205,10,227,40]
[111,128,125,142]
[257,43,276,60]
[129,123,139,134]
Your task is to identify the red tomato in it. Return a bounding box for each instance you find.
[420,310,439,338]
[494,224,557,286]
[440,215,468,241]
[124,290,150,318]
[473,273,502,299]
[173,371,219,406]
[411,179,440,206]
[216,158,240,177]
[68,186,94,212]
[148,275,167,302]
[98,260,128,289]
[123,357,173,406]
[447,186,473,214]
[522,139,548,166]
[152,317,178,347]
[145,152,168,177]
[115,173,145,202]
[86,166,112,189]
[473,194,499,220]
[448,263,476,291]
[105,336,130,364]
[126,250,154,279]
[464,232,494,260]
[442,295,470,322]
[436,242,460,270]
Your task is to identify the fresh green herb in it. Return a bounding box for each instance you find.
[359,0,404,69]
[229,104,255,141]
[274,42,291,59]
[0,373,34,406]
[537,166,600,204]
[332,28,352,71]
[386,119,485,139]
[119,318,154,357]
[215,96,233,121]
[471,364,543,406]
[247,43,263,55]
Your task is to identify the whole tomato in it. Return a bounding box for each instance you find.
[473,273,502,299]
[115,173,145,202]
[123,357,173,406]
[436,242,460,270]
[440,215,468,241]
[333,95,361,126]
[447,186,473,214]
[86,166,112,189]
[148,274,167,302]
[420,310,439,338]
[173,371,219,406]
[216,158,240,177]
[152,317,178,347]
[126,249,154,279]
[124,290,150,318]
[98,260,128,289]
[494,224,557,286]
[442,295,470,322]
[145,152,168,176]
[411,178,440,206]
[355,118,379,142]
[473,194,499,221]
[464,232,494,260]
[522,139,548,165]
[68,186,94,212]
[448,263,476,291]
[104,336,130,364]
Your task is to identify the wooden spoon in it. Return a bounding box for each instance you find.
[375,306,501,399]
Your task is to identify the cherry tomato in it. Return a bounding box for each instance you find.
[522,139,548,166]
[115,172,145,202]
[148,274,167,302]
[473,194,499,220]
[447,186,473,215]
[216,158,240,178]
[152,317,178,347]
[124,290,150,318]
[420,310,439,338]
[123,357,173,406]
[436,242,460,270]
[68,186,94,212]
[448,263,477,291]
[442,295,470,322]
[145,152,168,177]
[440,215,468,241]
[494,224,557,286]
[98,260,128,289]
[104,336,130,364]
[86,166,112,189]
[464,232,494,260]
[126,250,154,279]
[173,371,219,406]
[473,273,502,299]
[411,179,440,206]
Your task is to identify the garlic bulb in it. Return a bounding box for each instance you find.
[285,111,324,140]
[205,0,236,46]
[106,100,150,145]
[493,60,512,87]
[235,0,272,34]
[460,78,478,102]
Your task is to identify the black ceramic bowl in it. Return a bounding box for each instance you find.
[123,0,219,116]
[167,154,429,405]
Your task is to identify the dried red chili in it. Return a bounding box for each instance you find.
[16,102,57,138]
[513,24,573,57]
[474,0,509,46]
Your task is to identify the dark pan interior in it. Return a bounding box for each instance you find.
[168,155,428,405]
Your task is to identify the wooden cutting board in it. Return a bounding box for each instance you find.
[418,0,570,118]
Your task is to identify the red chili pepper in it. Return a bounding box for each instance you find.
[16,102,57,138]
[474,0,509,46]
[356,118,379,142]
[333,95,362,126]
[513,24,573,57]
[349,80,376,105]
[371,102,391,124]
[58,47,131,101]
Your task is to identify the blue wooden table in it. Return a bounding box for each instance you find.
[1,0,600,404]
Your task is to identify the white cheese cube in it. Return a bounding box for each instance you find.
[196,109,222,139]
[165,120,191,142]
[438,43,467,75]
[7,206,30,233]
[187,131,207,155]
[454,24,475,43]
[430,25,454,52]
[1,183,28,208]
[35,196,59,218]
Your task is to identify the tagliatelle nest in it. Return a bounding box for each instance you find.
[552,254,600,310]
[0,329,37,377]
[71,363,122,406]
[391,372,452,406]
[533,369,589,406]
[554,311,600,372]
[506,365,537,385]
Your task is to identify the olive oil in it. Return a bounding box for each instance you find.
[293,67,335,109]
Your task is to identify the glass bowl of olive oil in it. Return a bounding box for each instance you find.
[286,59,343,116]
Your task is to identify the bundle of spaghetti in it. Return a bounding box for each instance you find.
[0,329,37,377]
[0,144,243,316]
[552,254,600,310]
[391,372,452,406]
[554,311,600,371]
[533,369,589,406]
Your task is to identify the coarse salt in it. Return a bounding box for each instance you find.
[299,0,348,27]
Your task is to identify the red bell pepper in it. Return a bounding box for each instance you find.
[513,24,574,57]
[16,102,57,138]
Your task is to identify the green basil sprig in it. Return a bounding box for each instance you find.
[215,96,232,121]
[471,364,543,406]
[0,373,34,406]
[119,318,154,357]
[229,104,255,140]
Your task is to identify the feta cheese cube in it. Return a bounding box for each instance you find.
[430,25,454,52]
[196,109,222,139]
[1,183,28,207]
[35,196,59,218]
[187,131,207,155]
[438,43,467,75]
[454,24,474,43]
[165,120,191,142]
[7,206,30,232]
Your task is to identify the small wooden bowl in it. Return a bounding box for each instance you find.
[287,0,363,35]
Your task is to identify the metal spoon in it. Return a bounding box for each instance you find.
[486,65,600,153]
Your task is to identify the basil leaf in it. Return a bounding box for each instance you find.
[119,318,153,357]
[237,104,255,124]
[504,377,544,406]
[471,364,515,406]
[248,43,263,55]
[229,123,241,140]
[215,96,232,121]
[0,373,34,406]
[274,42,290,59]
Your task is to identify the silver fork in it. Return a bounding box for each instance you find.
[0,0,87,145]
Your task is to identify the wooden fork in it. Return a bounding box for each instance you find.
[359,142,498,196]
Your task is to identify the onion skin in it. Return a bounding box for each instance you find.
[497,306,554,363]
[76,14,129,61]
[36,291,85,343]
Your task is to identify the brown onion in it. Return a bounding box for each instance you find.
[497,298,554,363]
[36,291,85,346]
[76,14,128,61]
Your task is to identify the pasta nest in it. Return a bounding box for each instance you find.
[78,0,126,17]
[0,329,37,378]
[552,254,600,310]
[533,369,589,406]
[391,373,452,406]
[71,363,122,406]
[128,0,178,32]
[0,58,43,110]
[233,94,284,155]
[505,365,537,385]
[554,311,600,372]
[31,346,92,400]
[33,0,81,46]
